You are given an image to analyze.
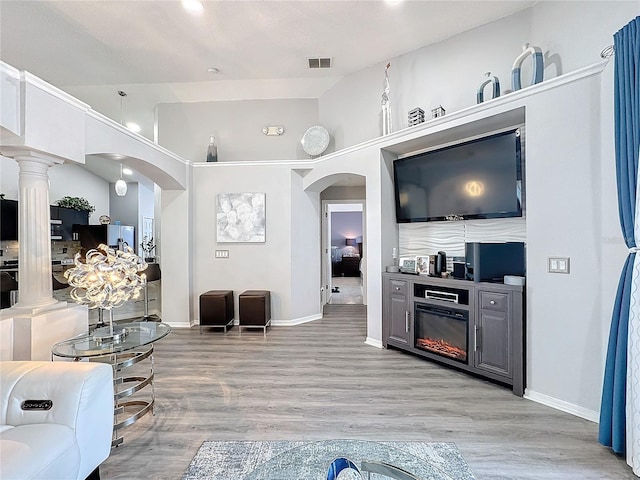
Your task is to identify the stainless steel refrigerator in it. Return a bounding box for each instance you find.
[75,224,136,252]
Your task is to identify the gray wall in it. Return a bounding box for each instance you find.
[109,182,139,249]
[157,98,319,162]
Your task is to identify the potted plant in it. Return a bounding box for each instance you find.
[140,236,156,262]
[56,196,95,216]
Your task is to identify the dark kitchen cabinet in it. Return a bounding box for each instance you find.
[383,276,411,347]
[0,201,88,242]
[50,206,89,241]
[0,199,18,241]
[382,273,524,396]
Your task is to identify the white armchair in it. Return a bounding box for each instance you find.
[0,361,114,480]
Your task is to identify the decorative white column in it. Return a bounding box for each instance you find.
[13,152,62,312]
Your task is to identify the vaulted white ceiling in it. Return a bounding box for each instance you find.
[1,1,534,88]
[0,0,536,183]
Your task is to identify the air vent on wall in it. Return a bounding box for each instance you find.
[308,57,332,69]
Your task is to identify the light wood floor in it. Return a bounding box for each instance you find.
[101,305,634,479]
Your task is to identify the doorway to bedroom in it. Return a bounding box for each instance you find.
[323,202,364,305]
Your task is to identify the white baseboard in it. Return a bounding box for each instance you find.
[186,314,323,329]
[365,337,383,349]
[272,314,322,326]
[165,320,193,328]
[524,389,599,423]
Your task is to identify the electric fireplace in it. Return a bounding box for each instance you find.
[414,302,468,363]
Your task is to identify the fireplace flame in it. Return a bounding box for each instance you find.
[416,337,467,361]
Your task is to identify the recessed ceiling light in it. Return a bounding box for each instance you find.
[207,67,220,74]
[182,0,203,14]
[122,167,133,176]
[125,122,141,133]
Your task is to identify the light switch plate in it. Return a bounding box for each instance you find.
[548,256,570,273]
[215,250,229,259]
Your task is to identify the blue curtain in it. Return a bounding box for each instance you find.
[599,16,640,455]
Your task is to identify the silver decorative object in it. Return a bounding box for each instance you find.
[64,244,147,343]
[381,62,392,135]
[301,125,330,157]
[431,106,446,118]
[206,135,218,162]
[408,107,425,127]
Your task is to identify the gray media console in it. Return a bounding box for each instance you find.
[382,273,524,396]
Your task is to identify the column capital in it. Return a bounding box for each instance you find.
[1,148,65,167]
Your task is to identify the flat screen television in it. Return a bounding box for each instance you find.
[393,129,523,223]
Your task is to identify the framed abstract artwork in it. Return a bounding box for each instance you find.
[216,193,266,243]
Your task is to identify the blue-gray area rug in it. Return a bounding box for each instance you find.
[183,440,476,480]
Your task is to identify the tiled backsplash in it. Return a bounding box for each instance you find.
[0,240,81,262]
[0,240,18,261]
[51,240,82,261]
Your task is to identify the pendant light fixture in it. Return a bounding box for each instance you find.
[115,163,127,196]
[114,91,128,196]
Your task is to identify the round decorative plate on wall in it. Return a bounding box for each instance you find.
[99,215,111,225]
[301,125,330,156]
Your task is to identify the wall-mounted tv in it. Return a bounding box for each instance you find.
[393,129,523,223]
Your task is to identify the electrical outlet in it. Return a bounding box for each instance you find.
[548,257,570,274]
[215,250,229,259]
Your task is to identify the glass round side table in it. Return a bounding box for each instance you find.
[52,322,171,447]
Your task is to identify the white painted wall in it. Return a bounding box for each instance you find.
[319,2,636,153]
[49,163,109,224]
[290,171,322,321]
[319,9,533,150]
[302,144,384,345]
[157,98,319,163]
[65,77,339,142]
[530,1,636,75]
[523,72,611,416]
[160,188,191,328]
[1,62,21,138]
[0,155,18,199]
[190,163,294,323]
